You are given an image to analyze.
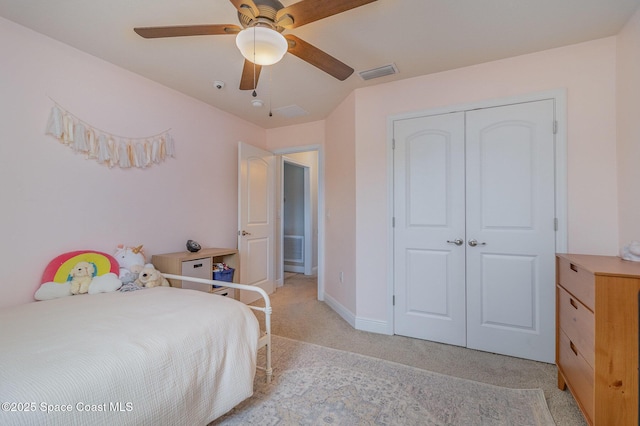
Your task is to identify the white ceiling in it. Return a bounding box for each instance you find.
[1,0,638,129]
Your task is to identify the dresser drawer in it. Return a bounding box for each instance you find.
[558,330,594,423]
[557,256,595,310]
[557,286,594,368]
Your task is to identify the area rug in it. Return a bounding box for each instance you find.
[213,335,556,425]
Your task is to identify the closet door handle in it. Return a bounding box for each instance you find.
[468,239,486,247]
[447,239,464,246]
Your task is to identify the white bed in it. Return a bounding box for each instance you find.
[0,277,272,426]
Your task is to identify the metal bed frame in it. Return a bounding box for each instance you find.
[162,273,273,383]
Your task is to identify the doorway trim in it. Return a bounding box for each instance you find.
[282,157,313,276]
[386,89,568,333]
[273,144,325,301]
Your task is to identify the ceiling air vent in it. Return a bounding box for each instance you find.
[272,105,309,118]
[358,63,398,81]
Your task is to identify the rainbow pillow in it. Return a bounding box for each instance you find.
[35,251,122,301]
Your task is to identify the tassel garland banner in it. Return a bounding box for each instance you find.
[45,104,175,169]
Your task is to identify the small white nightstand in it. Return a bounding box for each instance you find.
[152,248,239,300]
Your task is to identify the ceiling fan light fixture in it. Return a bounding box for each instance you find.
[236,26,288,66]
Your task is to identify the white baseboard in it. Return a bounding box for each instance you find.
[283,265,318,276]
[322,292,356,328]
[355,317,393,335]
[322,292,392,335]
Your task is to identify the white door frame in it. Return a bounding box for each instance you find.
[282,157,313,276]
[273,144,325,301]
[387,89,568,333]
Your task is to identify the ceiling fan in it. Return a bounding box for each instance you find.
[134,0,378,90]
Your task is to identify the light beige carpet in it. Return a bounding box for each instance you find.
[246,273,586,425]
[214,335,555,425]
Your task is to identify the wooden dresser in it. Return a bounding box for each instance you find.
[556,253,640,425]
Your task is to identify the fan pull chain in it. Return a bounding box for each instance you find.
[252,64,257,97]
[252,26,257,98]
[269,66,273,117]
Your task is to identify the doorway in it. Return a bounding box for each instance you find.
[392,94,566,363]
[283,160,312,275]
[274,147,322,298]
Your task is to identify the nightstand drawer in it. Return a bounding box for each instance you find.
[212,287,233,297]
[181,257,212,291]
[558,286,594,368]
[558,330,594,423]
[181,257,212,278]
[557,256,595,310]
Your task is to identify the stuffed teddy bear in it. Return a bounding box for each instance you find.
[35,251,123,301]
[69,261,95,295]
[134,265,170,288]
[114,244,146,284]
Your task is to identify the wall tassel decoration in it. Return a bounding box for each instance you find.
[45,103,175,169]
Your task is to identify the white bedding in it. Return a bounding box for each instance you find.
[0,287,259,425]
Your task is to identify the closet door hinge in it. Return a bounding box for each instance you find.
[392,217,395,228]
[554,218,558,231]
[553,120,558,135]
[392,139,396,150]
[392,295,395,306]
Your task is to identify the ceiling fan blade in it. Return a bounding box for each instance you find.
[240,59,263,90]
[230,0,260,20]
[134,24,240,39]
[285,35,354,81]
[276,0,377,29]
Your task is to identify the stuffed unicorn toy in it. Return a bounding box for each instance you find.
[621,241,640,262]
[114,245,146,283]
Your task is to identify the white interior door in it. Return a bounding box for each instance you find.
[393,100,556,363]
[393,112,467,346]
[238,142,275,304]
[465,100,556,363]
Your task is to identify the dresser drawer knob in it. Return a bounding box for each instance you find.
[570,263,578,272]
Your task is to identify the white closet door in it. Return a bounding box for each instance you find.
[393,112,467,346]
[465,100,556,363]
[393,99,557,363]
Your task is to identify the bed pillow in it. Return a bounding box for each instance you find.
[35,251,122,301]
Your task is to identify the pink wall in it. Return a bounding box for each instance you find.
[3,10,633,331]
[0,17,265,308]
[265,121,324,151]
[261,37,623,327]
[265,108,359,313]
[352,38,618,322]
[323,93,357,312]
[617,8,640,244]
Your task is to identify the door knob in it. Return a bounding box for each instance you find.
[241,230,251,236]
[447,239,464,246]
[468,239,486,247]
